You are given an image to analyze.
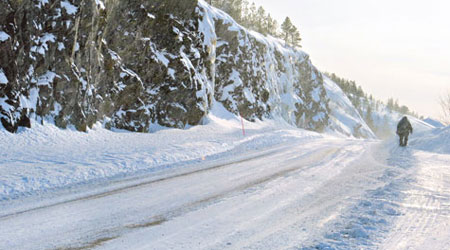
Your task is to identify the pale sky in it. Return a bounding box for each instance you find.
[253,0,450,119]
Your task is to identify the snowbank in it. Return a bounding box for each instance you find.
[423,117,445,128]
[0,103,323,201]
[410,126,450,154]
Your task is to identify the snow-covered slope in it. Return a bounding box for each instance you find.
[410,126,450,154]
[423,117,445,128]
[323,76,375,138]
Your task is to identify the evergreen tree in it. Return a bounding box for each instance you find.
[232,0,244,23]
[265,14,278,36]
[209,1,286,43]
[290,26,302,47]
[248,2,257,30]
[281,17,293,43]
[210,0,243,24]
[241,0,250,27]
[255,6,266,34]
[399,105,409,114]
[365,105,375,130]
[387,98,394,111]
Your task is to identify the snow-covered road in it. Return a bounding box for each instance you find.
[379,148,450,249]
[1,126,450,249]
[0,138,380,249]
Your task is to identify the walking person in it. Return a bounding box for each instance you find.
[396,116,413,147]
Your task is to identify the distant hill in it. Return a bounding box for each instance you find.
[423,118,445,128]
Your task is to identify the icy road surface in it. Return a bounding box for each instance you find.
[1,135,449,249]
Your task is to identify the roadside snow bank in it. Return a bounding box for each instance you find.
[0,103,323,201]
[410,126,450,154]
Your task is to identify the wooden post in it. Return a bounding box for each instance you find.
[240,113,245,137]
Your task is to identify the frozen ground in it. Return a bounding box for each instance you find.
[1,104,450,249]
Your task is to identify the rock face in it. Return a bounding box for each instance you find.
[0,0,329,133]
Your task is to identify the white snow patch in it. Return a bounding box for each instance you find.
[61,1,78,15]
[155,51,169,67]
[31,33,56,55]
[36,0,49,8]
[108,49,121,61]
[57,42,65,51]
[95,0,105,10]
[0,69,8,84]
[311,87,321,103]
[0,31,10,42]
[167,68,176,80]
[243,87,256,104]
[0,97,13,112]
[37,71,58,86]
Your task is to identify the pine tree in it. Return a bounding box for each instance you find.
[268,16,279,37]
[290,26,302,47]
[255,6,266,34]
[365,105,375,130]
[209,1,284,42]
[241,0,250,27]
[281,17,293,43]
[248,2,257,30]
[232,0,244,23]
[387,98,394,111]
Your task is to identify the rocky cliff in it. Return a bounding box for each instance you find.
[0,0,333,134]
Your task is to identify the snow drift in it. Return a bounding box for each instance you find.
[410,126,450,154]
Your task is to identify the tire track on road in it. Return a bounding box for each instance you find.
[60,147,341,250]
[0,144,289,220]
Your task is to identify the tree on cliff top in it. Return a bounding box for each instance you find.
[210,1,301,47]
[281,17,302,47]
[281,17,293,42]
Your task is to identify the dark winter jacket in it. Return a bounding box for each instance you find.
[397,117,413,135]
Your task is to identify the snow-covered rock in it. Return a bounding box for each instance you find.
[323,76,375,138]
[203,1,329,131]
[0,0,371,137]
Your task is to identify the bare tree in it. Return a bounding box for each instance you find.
[439,91,450,125]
